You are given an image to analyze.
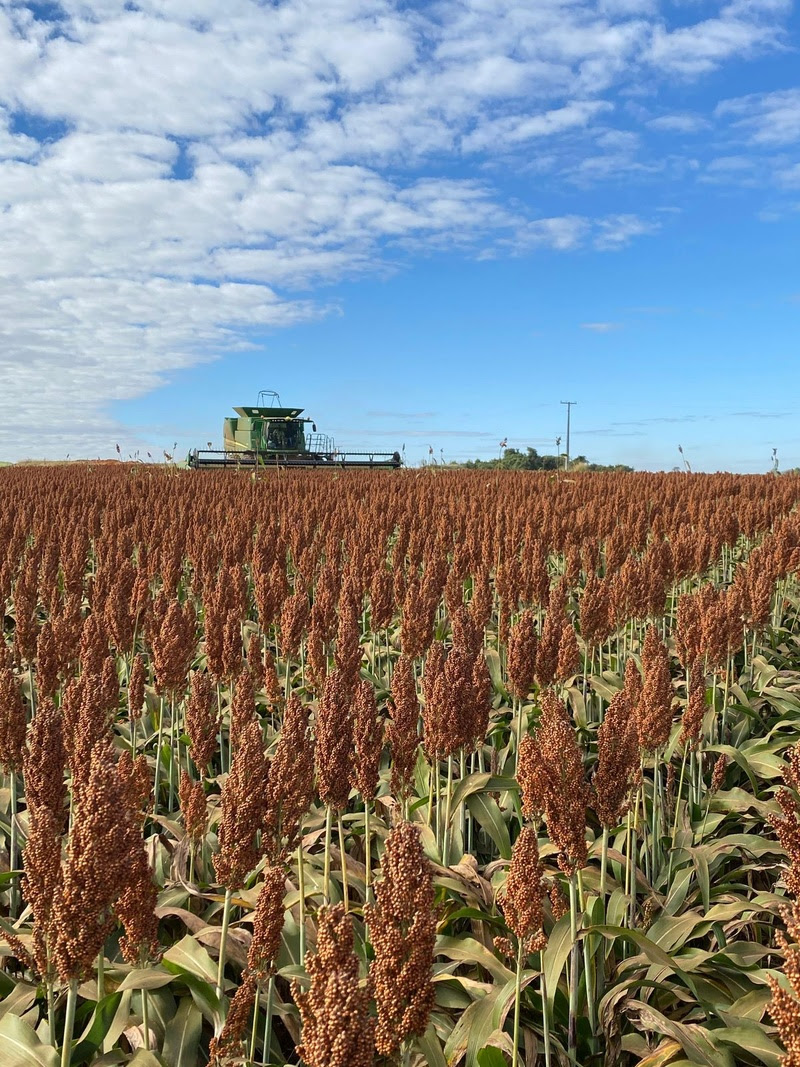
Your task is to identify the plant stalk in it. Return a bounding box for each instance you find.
[568,874,579,1064]
[364,800,372,904]
[323,805,333,905]
[60,980,78,1067]
[215,886,233,1002]
[262,974,275,1065]
[511,938,524,1067]
[337,813,349,911]
[442,755,454,865]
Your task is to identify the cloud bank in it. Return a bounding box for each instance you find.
[0,0,793,457]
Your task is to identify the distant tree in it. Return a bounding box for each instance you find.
[461,447,632,472]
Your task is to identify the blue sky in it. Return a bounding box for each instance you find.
[1,0,798,470]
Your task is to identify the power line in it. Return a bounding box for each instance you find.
[563,401,576,469]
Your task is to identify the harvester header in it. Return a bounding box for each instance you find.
[188,391,402,470]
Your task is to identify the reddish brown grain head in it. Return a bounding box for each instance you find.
[293,903,375,1067]
[213,719,269,890]
[365,820,437,1056]
[501,825,547,953]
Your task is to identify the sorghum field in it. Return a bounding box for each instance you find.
[2,465,800,1067]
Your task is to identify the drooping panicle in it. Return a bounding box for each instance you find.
[365,820,437,1056]
[293,903,375,1067]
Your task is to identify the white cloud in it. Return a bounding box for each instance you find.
[593,213,659,248]
[0,0,792,458]
[581,321,623,332]
[644,4,786,76]
[717,89,800,145]
[646,112,709,133]
[462,100,613,153]
[778,163,800,187]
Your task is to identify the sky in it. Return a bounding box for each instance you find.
[0,0,799,471]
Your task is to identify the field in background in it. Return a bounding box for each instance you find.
[1,464,800,1066]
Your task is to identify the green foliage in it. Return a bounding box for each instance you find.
[461,446,633,471]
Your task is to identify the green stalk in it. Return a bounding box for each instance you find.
[142,989,150,1051]
[323,805,333,905]
[511,938,524,1067]
[215,886,233,1002]
[567,874,579,1064]
[541,966,552,1067]
[152,695,165,814]
[434,760,441,852]
[97,948,104,1001]
[297,830,307,960]
[262,975,275,1064]
[364,800,372,904]
[426,765,434,829]
[60,980,78,1067]
[459,749,467,846]
[442,755,454,866]
[9,771,18,918]
[638,765,650,885]
[467,753,475,854]
[47,980,55,1048]
[650,748,660,879]
[719,657,731,744]
[599,826,609,906]
[168,695,177,813]
[668,746,689,882]
[249,981,260,1064]
[577,869,597,1043]
[624,806,634,930]
[337,814,349,911]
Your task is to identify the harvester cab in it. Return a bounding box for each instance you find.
[188,391,402,470]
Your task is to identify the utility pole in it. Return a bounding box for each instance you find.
[560,401,576,470]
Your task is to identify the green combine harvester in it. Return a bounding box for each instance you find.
[188,392,402,470]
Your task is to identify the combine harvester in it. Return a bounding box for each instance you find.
[188,391,402,470]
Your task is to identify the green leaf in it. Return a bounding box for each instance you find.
[542,914,573,1011]
[711,1026,782,1066]
[117,968,176,992]
[72,992,123,1064]
[646,910,704,953]
[162,936,223,1027]
[485,649,506,695]
[591,926,713,1015]
[137,988,176,1045]
[477,1048,509,1067]
[162,998,202,1067]
[435,937,514,985]
[627,1001,734,1067]
[691,848,711,913]
[100,990,133,1058]
[417,1022,448,1067]
[0,1013,60,1067]
[128,1052,164,1067]
[449,773,518,815]
[466,794,512,860]
[162,936,217,984]
[590,674,623,704]
[444,988,509,1066]
[160,967,222,1029]
[0,982,38,1021]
